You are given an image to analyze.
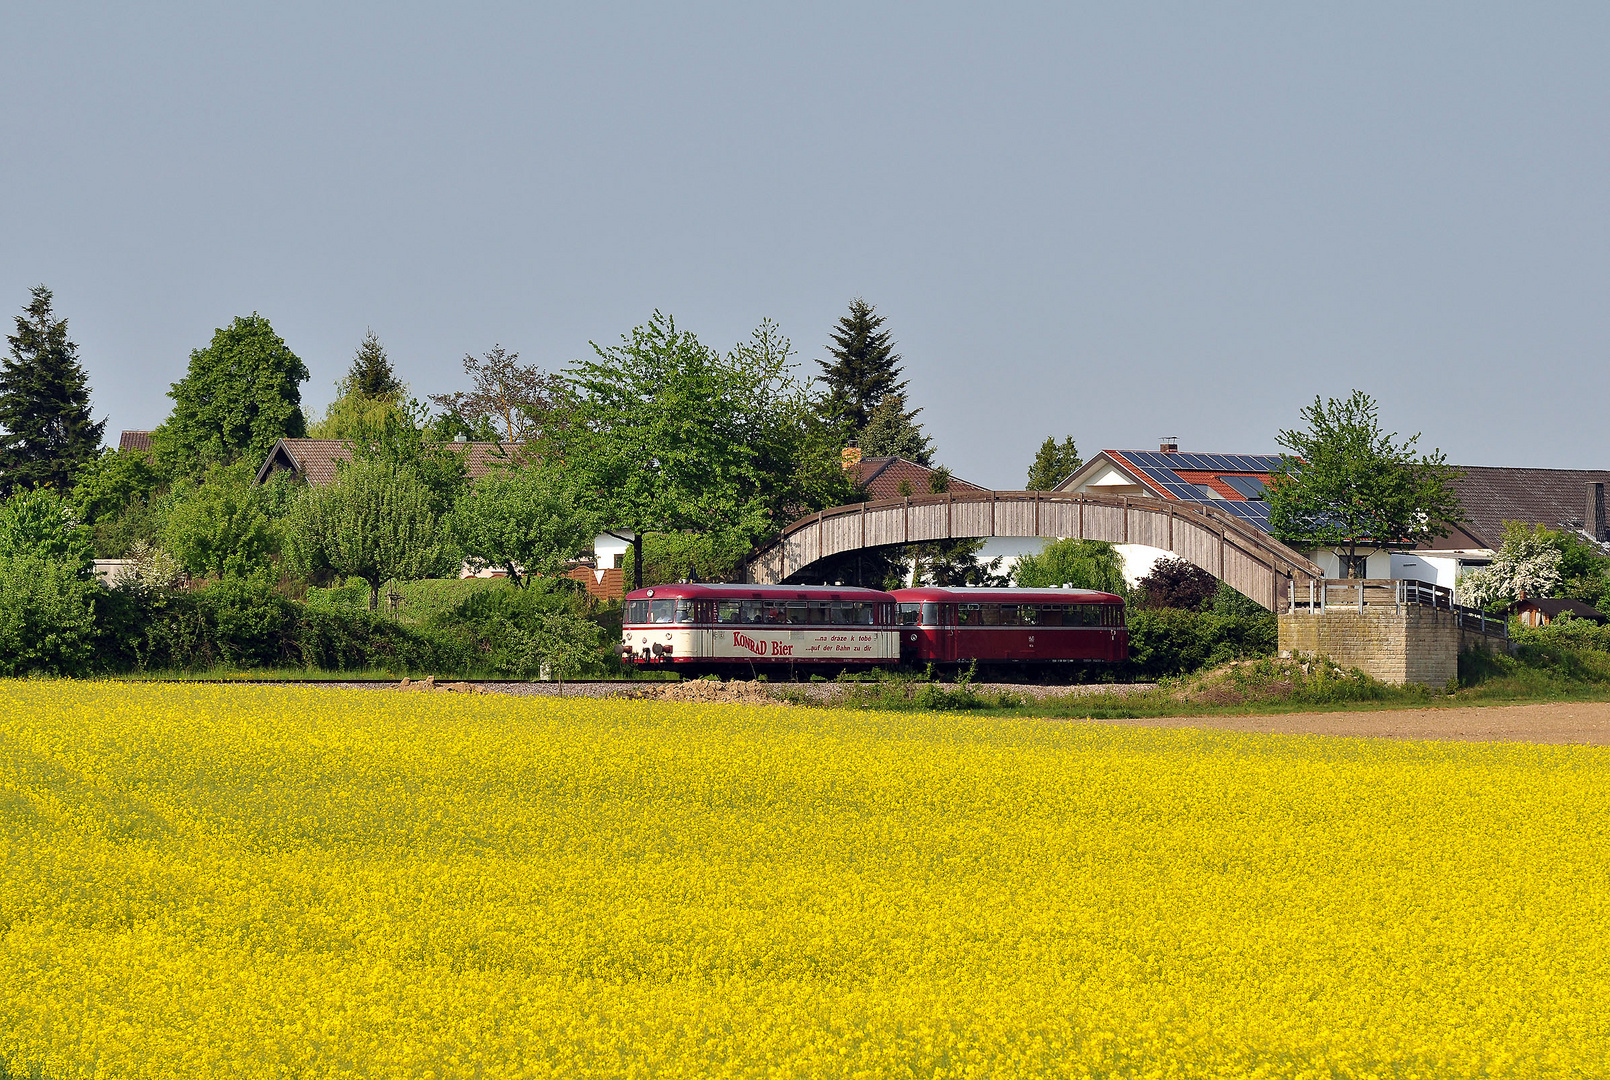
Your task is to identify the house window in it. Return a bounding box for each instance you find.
[1338,554,1369,578]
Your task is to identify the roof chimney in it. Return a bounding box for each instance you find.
[1589,482,1606,542]
[1159,439,1178,453]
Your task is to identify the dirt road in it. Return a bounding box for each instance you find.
[1085,700,1610,746]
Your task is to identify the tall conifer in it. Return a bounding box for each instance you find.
[0,286,105,496]
[345,329,404,400]
[818,298,907,435]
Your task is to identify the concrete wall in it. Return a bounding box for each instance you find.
[1278,605,1507,687]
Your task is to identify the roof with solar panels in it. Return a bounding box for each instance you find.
[1051,441,1287,534]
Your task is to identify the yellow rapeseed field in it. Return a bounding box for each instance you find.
[0,682,1607,1078]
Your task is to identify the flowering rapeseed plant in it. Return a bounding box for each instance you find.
[0,681,1607,1078]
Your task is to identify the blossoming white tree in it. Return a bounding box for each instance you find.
[1456,523,1563,606]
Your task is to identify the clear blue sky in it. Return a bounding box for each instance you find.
[4,3,1607,487]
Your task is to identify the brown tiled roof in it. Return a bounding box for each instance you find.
[849,456,987,501]
[255,438,523,486]
[118,430,153,453]
[1444,466,1610,549]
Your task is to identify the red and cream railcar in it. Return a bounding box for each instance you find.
[890,587,1128,666]
[620,584,901,669]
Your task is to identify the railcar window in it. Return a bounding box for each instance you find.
[956,603,982,626]
[898,603,921,626]
[625,600,649,625]
[716,601,742,623]
[649,599,677,623]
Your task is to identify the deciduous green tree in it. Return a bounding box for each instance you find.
[1268,391,1463,575]
[284,458,449,609]
[152,314,309,477]
[564,312,852,588]
[0,286,105,496]
[1012,537,1127,593]
[71,448,164,557]
[0,486,93,572]
[450,462,599,586]
[159,464,279,579]
[1026,436,1081,490]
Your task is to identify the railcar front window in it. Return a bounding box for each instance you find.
[650,599,677,624]
[626,600,649,625]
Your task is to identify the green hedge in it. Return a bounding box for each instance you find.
[1124,608,1277,678]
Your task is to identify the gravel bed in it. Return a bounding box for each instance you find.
[235,678,1157,703]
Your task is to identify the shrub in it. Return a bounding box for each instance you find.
[429,581,604,679]
[1125,608,1277,678]
[0,553,98,675]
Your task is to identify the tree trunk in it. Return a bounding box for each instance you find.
[368,580,381,610]
[633,535,643,590]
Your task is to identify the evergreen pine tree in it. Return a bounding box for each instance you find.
[0,286,105,496]
[1025,436,1081,490]
[857,393,934,466]
[818,298,908,434]
[345,329,404,401]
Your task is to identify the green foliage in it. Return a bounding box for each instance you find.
[0,286,105,496]
[818,297,908,436]
[283,457,451,609]
[70,448,164,557]
[1013,538,1127,593]
[428,581,604,679]
[342,398,470,517]
[308,392,409,442]
[345,329,404,401]
[1209,580,1269,618]
[565,313,852,583]
[1268,391,1463,563]
[1124,608,1277,678]
[152,314,309,477]
[0,552,99,675]
[856,393,934,466]
[642,531,749,586]
[450,462,599,585]
[158,463,279,579]
[94,575,456,674]
[0,486,93,572]
[1026,436,1081,491]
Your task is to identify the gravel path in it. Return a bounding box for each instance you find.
[1077,701,1610,746]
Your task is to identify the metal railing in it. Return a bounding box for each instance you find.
[1287,578,1508,638]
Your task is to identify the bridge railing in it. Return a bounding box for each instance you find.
[1287,578,1508,638]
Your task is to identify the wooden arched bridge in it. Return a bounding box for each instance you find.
[744,490,1324,611]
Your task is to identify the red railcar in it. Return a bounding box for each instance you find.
[619,583,901,670]
[889,587,1128,667]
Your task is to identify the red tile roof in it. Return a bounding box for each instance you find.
[118,430,153,453]
[849,456,987,501]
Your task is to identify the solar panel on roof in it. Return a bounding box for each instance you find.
[1220,475,1269,500]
